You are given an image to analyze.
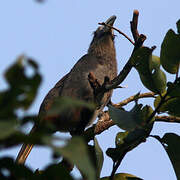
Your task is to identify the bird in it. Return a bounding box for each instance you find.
[16,15,118,164]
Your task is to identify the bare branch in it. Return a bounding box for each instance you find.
[83,111,114,142]
[98,22,135,45]
[130,10,139,42]
[84,113,180,142]
[114,92,156,108]
[155,115,180,123]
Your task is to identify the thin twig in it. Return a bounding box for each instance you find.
[114,92,156,108]
[98,22,135,45]
[155,115,180,123]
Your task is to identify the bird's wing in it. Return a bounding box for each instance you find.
[38,73,70,115]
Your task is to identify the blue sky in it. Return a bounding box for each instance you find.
[0,0,180,179]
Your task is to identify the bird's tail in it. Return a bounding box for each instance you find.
[16,125,37,164]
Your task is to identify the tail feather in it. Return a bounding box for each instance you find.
[16,126,37,164]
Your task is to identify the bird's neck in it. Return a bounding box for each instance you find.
[88,36,116,59]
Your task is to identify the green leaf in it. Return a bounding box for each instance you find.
[0,131,31,150]
[101,173,142,180]
[115,131,129,147]
[130,47,152,68]
[40,164,74,180]
[2,55,42,111]
[106,126,153,162]
[94,138,104,178]
[28,58,39,70]
[108,104,142,131]
[154,81,180,117]
[132,47,167,94]
[5,55,25,87]
[141,105,154,123]
[0,157,34,179]
[149,55,160,70]
[0,120,17,140]
[45,136,96,180]
[154,95,180,117]
[139,68,166,94]
[161,133,180,179]
[106,147,120,162]
[153,91,166,107]
[108,103,154,131]
[160,29,180,74]
[164,97,180,116]
[167,80,180,97]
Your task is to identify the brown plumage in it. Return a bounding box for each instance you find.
[16,15,117,164]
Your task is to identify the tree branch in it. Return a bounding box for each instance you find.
[155,115,180,123]
[83,111,114,142]
[114,92,156,108]
[84,112,180,142]
[98,22,135,45]
[130,9,139,42]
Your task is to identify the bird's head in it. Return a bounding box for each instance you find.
[94,15,116,40]
[88,15,117,56]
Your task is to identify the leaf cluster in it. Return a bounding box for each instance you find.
[105,19,180,180]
